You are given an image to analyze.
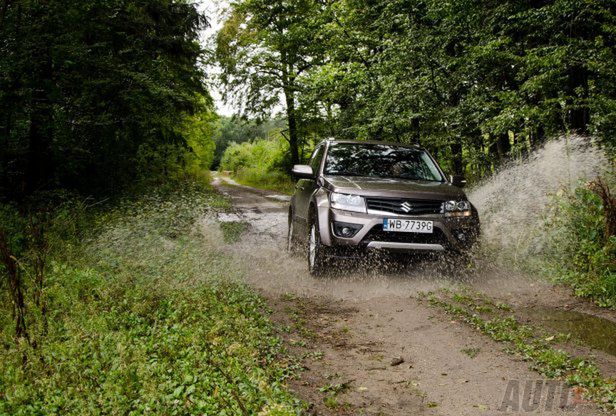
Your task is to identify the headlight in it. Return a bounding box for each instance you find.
[444,200,472,217]
[330,192,366,213]
[456,200,471,211]
[444,201,457,211]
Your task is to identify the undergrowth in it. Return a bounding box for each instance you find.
[232,168,295,195]
[0,184,302,415]
[541,177,616,308]
[219,136,296,195]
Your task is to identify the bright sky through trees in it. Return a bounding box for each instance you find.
[200,0,235,116]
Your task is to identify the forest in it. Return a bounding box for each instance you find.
[216,0,616,181]
[2,0,615,199]
[0,0,615,414]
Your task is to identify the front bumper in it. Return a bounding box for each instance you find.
[320,208,479,252]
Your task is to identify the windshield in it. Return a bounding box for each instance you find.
[324,143,444,182]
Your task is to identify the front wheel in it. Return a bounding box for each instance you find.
[308,221,328,276]
[287,214,298,253]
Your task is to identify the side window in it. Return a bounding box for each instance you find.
[309,145,325,174]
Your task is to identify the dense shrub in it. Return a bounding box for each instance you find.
[212,117,287,169]
[542,177,616,308]
[220,137,295,194]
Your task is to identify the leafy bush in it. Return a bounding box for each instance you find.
[542,177,616,308]
[212,117,287,169]
[220,137,295,194]
[0,187,301,415]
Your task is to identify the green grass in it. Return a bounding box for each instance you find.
[232,168,295,195]
[220,220,250,243]
[0,185,302,415]
[460,347,481,358]
[422,288,616,411]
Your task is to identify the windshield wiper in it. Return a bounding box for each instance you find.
[325,172,365,177]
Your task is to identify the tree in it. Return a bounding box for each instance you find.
[296,0,616,178]
[216,0,323,166]
[0,0,211,199]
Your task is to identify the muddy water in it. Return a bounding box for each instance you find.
[213,136,610,301]
[523,306,616,356]
[209,161,613,416]
[212,176,456,300]
[468,135,608,259]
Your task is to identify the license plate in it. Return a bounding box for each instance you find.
[383,218,433,233]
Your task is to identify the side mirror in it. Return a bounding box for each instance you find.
[292,164,315,180]
[450,174,467,188]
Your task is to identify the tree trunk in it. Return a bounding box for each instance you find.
[567,65,589,133]
[411,118,420,144]
[282,64,300,166]
[0,227,29,343]
[285,95,299,166]
[496,133,510,160]
[450,137,463,177]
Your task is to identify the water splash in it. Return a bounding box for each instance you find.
[468,135,609,259]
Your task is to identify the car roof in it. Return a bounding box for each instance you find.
[324,139,425,150]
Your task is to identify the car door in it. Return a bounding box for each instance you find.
[295,145,325,231]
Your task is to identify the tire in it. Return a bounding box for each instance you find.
[307,216,328,276]
[287,212,298,253]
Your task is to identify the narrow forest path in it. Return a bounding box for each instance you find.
[210,173,611,416]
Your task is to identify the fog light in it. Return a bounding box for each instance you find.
[333,221,362,238]
[457,232,466,241]
[445,210,472,218]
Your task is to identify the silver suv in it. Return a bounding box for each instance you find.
[287,140,480,275]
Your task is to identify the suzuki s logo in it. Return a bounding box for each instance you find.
[400,201,413,213]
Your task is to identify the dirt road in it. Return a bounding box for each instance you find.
[211,175,612,416]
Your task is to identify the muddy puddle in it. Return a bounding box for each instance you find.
[523,306,616,356]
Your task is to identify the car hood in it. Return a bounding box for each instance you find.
[322,175,466,200]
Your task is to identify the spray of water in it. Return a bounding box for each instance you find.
[468,135,610,262]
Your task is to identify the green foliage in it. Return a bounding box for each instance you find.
[0,0,213,198]
[212,117,287,169]
[542,180,616,308]
[218,0,616,180]
[220,137,295,194]
[0,187,301,415]
[0,205,28,258]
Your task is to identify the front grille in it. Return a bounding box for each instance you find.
[360,224,449,246]
[365,197,443,215]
